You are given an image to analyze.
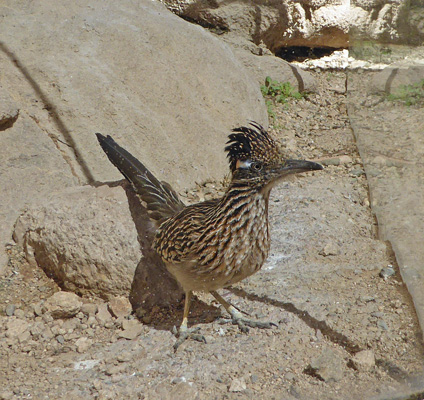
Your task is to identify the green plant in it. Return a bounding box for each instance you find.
[387,79,424,106]
[260,76,305,104]
[265,99,276,120]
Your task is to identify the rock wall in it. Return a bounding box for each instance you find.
[161,0,422,51]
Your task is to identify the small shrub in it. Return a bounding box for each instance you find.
[260,76,305,104]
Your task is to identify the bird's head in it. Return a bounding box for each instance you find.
[225,122,323,190]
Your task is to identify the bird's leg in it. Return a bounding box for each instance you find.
[211,291,276,333]
[173,291,206,351]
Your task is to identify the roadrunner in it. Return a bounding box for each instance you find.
[96,122,322,349]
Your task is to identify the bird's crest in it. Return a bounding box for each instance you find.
[225,122,280,172]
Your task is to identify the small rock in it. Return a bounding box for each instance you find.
[377,319,388,331]
[170,381,198,398]
[32,303,43,317]
[30,322,46,339]
[18,330,31,343]
[118,320,143,340]
[73,360,100,370]
[320,241,339,257]
[41,327,54,341]
[56,335,65,344]
[338,155,352,165]
[5,318,30,338]
[75,337,92,353]
[104,321,114,329]
[308,347,344,382]
[321,158,340,166]
[43,292,82,319]
[76,311,85,319]
[86,316,97,327]
[171,377,187,384]
[371,311,384,318]
[285,372,296,381]
[350,168,365,177]
[350,350,375,372]
[228,377,247,392]
[5,304,16,316]
[117,351,133,363]
[62,318,78,332]
[380,265,395,280]
[81,303,98,317]
[108,296,132,319]
[14,309,25,319]
[96,303,112,325]
[250,374,258,384]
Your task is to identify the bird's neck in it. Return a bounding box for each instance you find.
[219,180,272,218]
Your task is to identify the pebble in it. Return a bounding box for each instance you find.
[285,372,296,381]
[5,304,16,316]
[308,347,344,382]
[56,335,65,344]
[87,316,97,327]
[14,309,25,319]
[350,168,365,177]
[81,303,98,317]
[377,320,389,331]
[229,377,247,392]
[171,377,187,384]
[18,330,31,343]
[117,351,133,363]
[351,350,375,371]
[32,303,43,317]
[320,241,339,257]
[96,303,112,326]
[371,312,384,318]
[118,320,143,340]
[5,318,30,338]
[108,296,132,319]
[75,337,92,353]
[43,292,82,319]
[380,265,395,280]
[73,360,100,371]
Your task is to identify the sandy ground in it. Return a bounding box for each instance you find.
[1,71,423,400]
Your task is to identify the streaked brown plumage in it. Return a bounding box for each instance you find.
[96,122,322,349]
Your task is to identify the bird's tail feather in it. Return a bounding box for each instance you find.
[96,133,184,222]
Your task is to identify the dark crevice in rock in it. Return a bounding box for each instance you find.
[276,46,345,62]
[178,14,228,35]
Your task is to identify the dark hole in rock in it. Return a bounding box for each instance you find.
[276,46,345,62]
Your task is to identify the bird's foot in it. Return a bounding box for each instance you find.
[172,326,206,352]
[218,316,276,333]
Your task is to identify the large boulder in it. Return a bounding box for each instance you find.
[0,95,77,275]
[0,0,268,273]
[0,0,267,190]
[161,0,419,50]
[13,185,141,299]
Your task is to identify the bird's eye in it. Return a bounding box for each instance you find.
[251,162,262,171]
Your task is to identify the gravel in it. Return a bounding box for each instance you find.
[0,71,423,400]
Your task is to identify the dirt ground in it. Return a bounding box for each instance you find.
[1,70,423,400]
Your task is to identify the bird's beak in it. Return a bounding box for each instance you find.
[276,159,323,176]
